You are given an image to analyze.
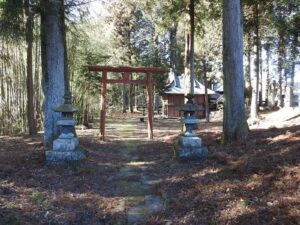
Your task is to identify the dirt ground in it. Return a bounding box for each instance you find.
[0,108,299,225]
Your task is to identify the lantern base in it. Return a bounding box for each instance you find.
[175,135,208,162]
[45,148,86,165]
[46,132,85,165]
[53,133,79,151]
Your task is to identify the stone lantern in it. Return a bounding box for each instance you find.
[175,94,208,161]
[45,95,86,165]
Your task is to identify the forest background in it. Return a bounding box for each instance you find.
[0,0,299,137]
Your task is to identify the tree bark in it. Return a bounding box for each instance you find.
[189,0,195,96]
[277,33,284,107]
[202,59,210,122]
[184,0,195,96]
[264,43,271,106]
[222,0,249,143]
[40,0,67,148]
[25,0,37,135]
[245,35,252,90]
[259,39,263,106]
[169,23,178,70]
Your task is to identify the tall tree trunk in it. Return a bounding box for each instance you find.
[25,0,37,135]
[245,35,252,90]
[189,0,195,95]
[289,31,298,106]
[290,61,295,89]
[264,44,271,106]
[288,61,295,107]
[245,35,252,108]
[222,0,249,143]
[259,39,263,106]
[277,32,285,107]
[202,59,210,122]
[34,35,43,130]
[283,47,288,106]
[184,0,195,96]
[250,2,259,120]
[169,23,178,70]
[41,0,67,148]
[184,30,191,96]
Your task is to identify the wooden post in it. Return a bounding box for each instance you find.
[146,72,154,140]
[100,71,107,141]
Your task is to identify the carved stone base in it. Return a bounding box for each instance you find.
[45,148,86,165]
[53,137,79,151]
[175,135,208,162]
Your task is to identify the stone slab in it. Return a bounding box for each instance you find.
[127,195,164,224]
[144,195,164,213]
[127,205,148,224]
[116,181,152,197]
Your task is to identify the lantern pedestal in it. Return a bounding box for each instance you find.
[45,96,86,165]
[176,134,208,162]
[45,147,86,165]
[175,95,208,162]
[53,133,79,152]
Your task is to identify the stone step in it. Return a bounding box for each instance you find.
[127,195,164,224]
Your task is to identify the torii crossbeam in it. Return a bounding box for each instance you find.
[88,66,165,141]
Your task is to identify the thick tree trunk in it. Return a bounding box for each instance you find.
[41,0,67,148]
[34,36,43,130]
[222,0,249,143]
[250,2,259,120]
[25,0,37,135]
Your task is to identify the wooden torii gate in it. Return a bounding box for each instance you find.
[88,66,165,141]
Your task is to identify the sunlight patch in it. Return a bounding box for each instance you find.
[192,168,221,178]
[125,161,155,166]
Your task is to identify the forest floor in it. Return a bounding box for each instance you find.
[0,108,299,225]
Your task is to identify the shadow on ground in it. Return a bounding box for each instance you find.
[0,118,299,225]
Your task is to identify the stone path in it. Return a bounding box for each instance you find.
[107,119,165,224]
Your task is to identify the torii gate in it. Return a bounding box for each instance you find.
[88,66,165,141]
